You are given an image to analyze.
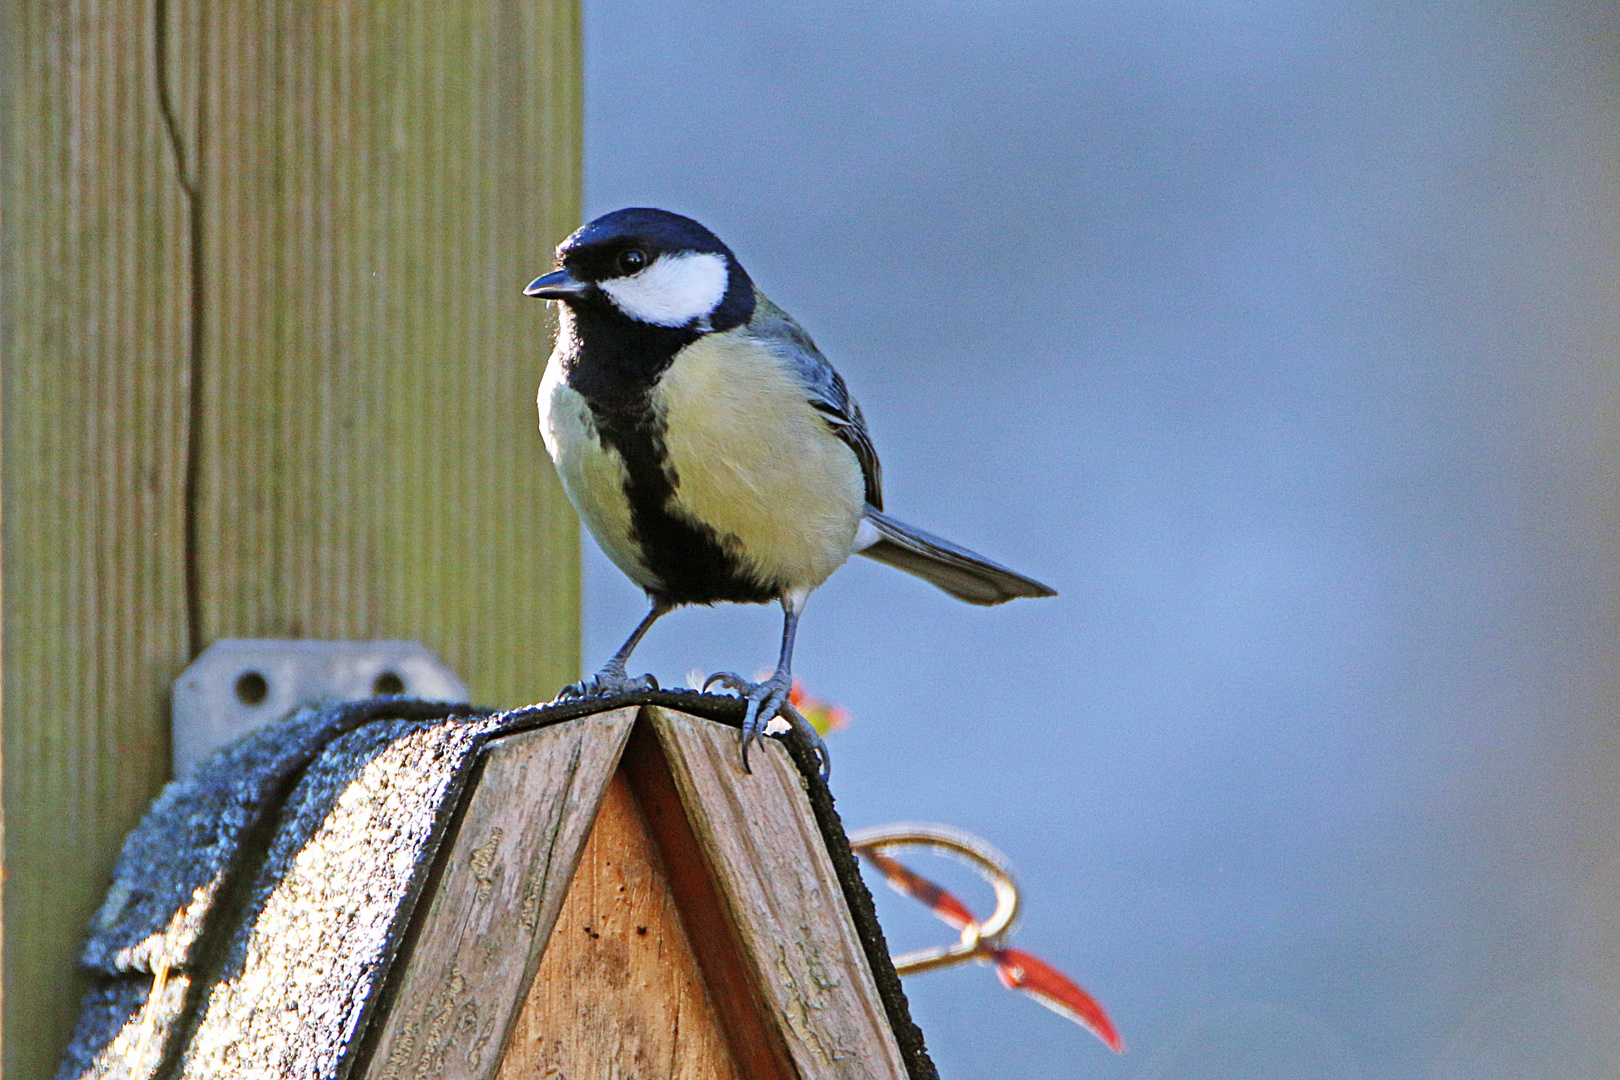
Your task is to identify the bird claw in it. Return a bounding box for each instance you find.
[701,671,753,696]
[555,666,659,701]
[702,670,830,780]
[782,701,832,781]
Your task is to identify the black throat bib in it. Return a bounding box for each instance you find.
[557,302,778,606]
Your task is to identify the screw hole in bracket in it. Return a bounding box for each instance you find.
[372,671,406,696]
[234,671,269,706]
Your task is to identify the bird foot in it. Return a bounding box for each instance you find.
[555,665,659,702]
[703,670,830,780]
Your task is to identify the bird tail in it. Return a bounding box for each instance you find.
[856,508,1057,606]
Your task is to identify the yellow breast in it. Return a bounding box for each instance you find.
[653,331,865,592]
[538,358,659,593]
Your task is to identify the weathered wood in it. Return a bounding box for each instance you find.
[363,710,635,1080]
[497,770,741,1080]
[1,2,194,1072]
[1,2,582,1072]
[647,708,911,1080]
[619,716,799,1079]
[180,0,582,707]
[372,706,911,1079]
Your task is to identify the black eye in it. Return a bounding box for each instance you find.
[617,248,648,275]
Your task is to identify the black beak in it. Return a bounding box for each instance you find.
[524,269,590,300]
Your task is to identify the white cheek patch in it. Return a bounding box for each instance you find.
[599,251,729,327]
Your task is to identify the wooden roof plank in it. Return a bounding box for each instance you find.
[646,706,911,1080]
[360,708,637,1080]
[618,714,800,1079]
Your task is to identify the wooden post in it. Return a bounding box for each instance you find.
[0,2,582,1074]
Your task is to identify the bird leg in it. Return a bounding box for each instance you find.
[704,593,830,779]
[556,598,670,700]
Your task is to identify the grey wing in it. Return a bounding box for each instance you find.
[747,293,884,510]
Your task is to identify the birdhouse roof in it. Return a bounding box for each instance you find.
[60,693,937,1080]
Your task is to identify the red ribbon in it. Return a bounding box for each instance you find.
[857,847,1122,1052]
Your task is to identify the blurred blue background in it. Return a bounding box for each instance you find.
[574,2,1620,1076]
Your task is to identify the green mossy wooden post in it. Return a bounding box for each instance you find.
[0,2,582,1073]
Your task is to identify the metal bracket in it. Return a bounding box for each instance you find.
[171,639,470,776]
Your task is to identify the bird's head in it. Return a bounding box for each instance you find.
[525,208,755,333]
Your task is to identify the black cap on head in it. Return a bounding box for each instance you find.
[560,207,735,264]
[541,207,755,332]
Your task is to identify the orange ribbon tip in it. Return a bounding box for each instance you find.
[992,947,1123,1053]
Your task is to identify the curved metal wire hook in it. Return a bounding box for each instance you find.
[847,821,1021,975]
[849,821,1124,1052]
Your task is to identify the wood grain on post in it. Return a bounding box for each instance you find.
[0,1,583,1073]
[182,0,582,707]
[2,2,195,1069]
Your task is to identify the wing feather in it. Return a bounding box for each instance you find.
[746,293,884,509]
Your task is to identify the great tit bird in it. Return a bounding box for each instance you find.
[526,208,1054,773]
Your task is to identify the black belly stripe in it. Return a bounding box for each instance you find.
[590,400,779,606]
[559,292,776,605]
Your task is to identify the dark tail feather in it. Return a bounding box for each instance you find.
[857,508,1057,606]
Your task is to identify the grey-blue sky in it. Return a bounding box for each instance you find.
[574,2,1620,1076]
